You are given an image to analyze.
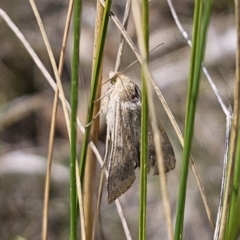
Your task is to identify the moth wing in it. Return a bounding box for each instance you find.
[107,99,140,203]
[148,119,176,175]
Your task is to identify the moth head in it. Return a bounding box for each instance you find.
[109,71,121,84]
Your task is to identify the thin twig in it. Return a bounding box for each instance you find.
[114,0,132,72]
[122,43,164,73]
[28,0,71,135]
[42,90,58,240]
[76,160,87,240]
[0,9,56,90]
[218,0,240,238]
[41,1,73,239]
[115,200,132,240]
[213,106,232,239]
[92,170,104,240]
[166,0,229,117]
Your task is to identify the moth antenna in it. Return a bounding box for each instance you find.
[122,42,164,73]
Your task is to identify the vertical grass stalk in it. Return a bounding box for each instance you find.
[138,0,149,239]
[174,1,212,239]
[83,1,105,239]
[224,1,240,239]
[226,129,240,239]
[70,0,81,239]
[78,0,112,237]
[139,77,148,240]
[79,0,112,184]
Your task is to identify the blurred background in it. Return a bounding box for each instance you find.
[0,0,235,239]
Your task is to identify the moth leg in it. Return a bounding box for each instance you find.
[93,90,111,103]
[84,108,102,128]
[85,86,114,128]
[102,132,112,168]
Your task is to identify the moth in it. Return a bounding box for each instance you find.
[102,72,176,203]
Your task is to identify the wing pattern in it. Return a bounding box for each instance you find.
[106,74,141,203]
[104,73,176,203]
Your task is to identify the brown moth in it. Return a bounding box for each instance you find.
[102,72,176,203]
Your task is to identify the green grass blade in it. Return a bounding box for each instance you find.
[174,1,202,237]
[225,1,240,238]
[174,1,212,239]
[139,76,148,240]
[79,0,112,181]
[70,0,82,239]
[138,0,149,239]
[226,128,240,239]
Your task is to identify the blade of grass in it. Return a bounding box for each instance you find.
[41,1,74,239]
[83,1,104,239]
[79,0,111,182]
[133,0,149,238]
[42,90,58,240]
[174,1,212,239]
[167,0,227,230]
[221,0,240,239]
[139,0,149,238]
[133,0,173,240]
[226,129,240,239]
[93,170,104,240]
[213,106,232,239]
[138,44,148,240]
[114,0,132,72]
[132,0,174,239]
[174,0,202,235]
[78,1,112,237]
[26,0,71,139]
[42,2,74,228]
[76,161,86,240]
[69,0,82,238]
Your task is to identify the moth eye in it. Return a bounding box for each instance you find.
[116,146,122,151]
[110,78,117,84]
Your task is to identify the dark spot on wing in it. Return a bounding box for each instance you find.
[116,146,122,151]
